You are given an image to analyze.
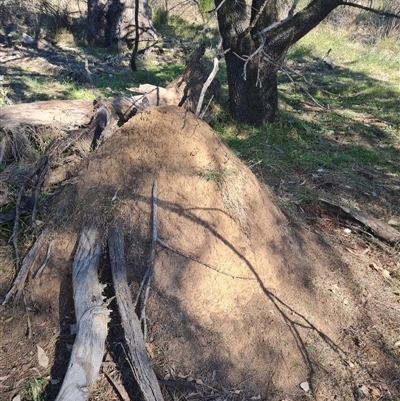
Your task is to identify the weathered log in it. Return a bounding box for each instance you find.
[319,198,400,245]
[0,99,94,129]
[108,224,164,401]
[0,89,182,133]
[55,226,110,401]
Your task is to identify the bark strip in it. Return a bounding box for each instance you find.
[55,226,109,401]
[108,224,164,401]
[2,228,49,305]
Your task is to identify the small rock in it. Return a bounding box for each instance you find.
[300,381,310,392]
[370,387,380,397]
[359,385,369,396]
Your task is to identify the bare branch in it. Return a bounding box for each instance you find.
[196,40,223,116]
[192,0,227,41]
[262,51,327,109]
[239,0,269,40]
[342,2,400,19]
[287,0,300,17]
[139,180,158,340]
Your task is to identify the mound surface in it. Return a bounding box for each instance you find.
[3,106,345,399]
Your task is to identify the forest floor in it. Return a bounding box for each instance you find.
[1,11,400,401]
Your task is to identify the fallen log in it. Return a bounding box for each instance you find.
[0,99,94,129]
[55,226,110,401]
[319,198,400,245]
[0,87,182,133]
[108,224,164,401]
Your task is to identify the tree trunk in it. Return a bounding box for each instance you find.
[223,51,279,125]
[215,0,281,125]
[215,0,344,125]
[87,0,157,48]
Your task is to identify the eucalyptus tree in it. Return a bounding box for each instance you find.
[215,0,399,125]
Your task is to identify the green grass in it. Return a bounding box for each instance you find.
[212,23,400,215]
[24,377,48,401]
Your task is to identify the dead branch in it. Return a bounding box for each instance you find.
[342,2,400,19]
[196,41,222,116]
[34,239,54,278]
[55,225,110,401]
[319,198,400,245]
[23,291,32,339]
[2,228,49,305]
[108,223,164,401]
[102,368,130,401]
[139,181,158,340]
[9,155,50,266]
[239,0,269,40]
[31,156,50,229]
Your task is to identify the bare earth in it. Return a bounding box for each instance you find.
[1,105,399,401]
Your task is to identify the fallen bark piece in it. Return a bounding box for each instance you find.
[2,228,49,305]
[108,224,164,401]
[55,226,110,401]
[319,198,400,245]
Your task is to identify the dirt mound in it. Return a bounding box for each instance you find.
[1,106,349,399]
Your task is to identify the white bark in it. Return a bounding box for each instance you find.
[55,226,110,401]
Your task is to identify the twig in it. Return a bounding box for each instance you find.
[23,291,32,339]
[341,2,400,19]
[102,368,130,401]
[278,62,326,109]
[3,228,49,305]
[34,239,54,278]
[157,238,255,281]
[138,181,158,341]
[9,177,27,268]
[258,0,299,36]
[236,44,328,108]
[158,380,197,391]
[134,181,158,341]
[9,157,49,268]
[84,55,98,99]
[195,40,222,116]
[192,0,227,42]
[134,181,158,309]
[31,156,50,230]
[239,0,269,40]
[199,95,214,119]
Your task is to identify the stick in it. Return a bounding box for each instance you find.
[156,238,255,281]
[2,228,49,305]
[196,41,222,116]
[34,239,54,278]
[31,156,50,230]
[102,369,130,401]
[134,181,158,311]
[23,291,32,339]
[108,223,164,401]
[9,156,49,268]
[139,181,158,340]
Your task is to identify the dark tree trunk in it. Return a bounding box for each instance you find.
[223,51,279,124]
[215,0,344,125]
[87,0,157,48]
